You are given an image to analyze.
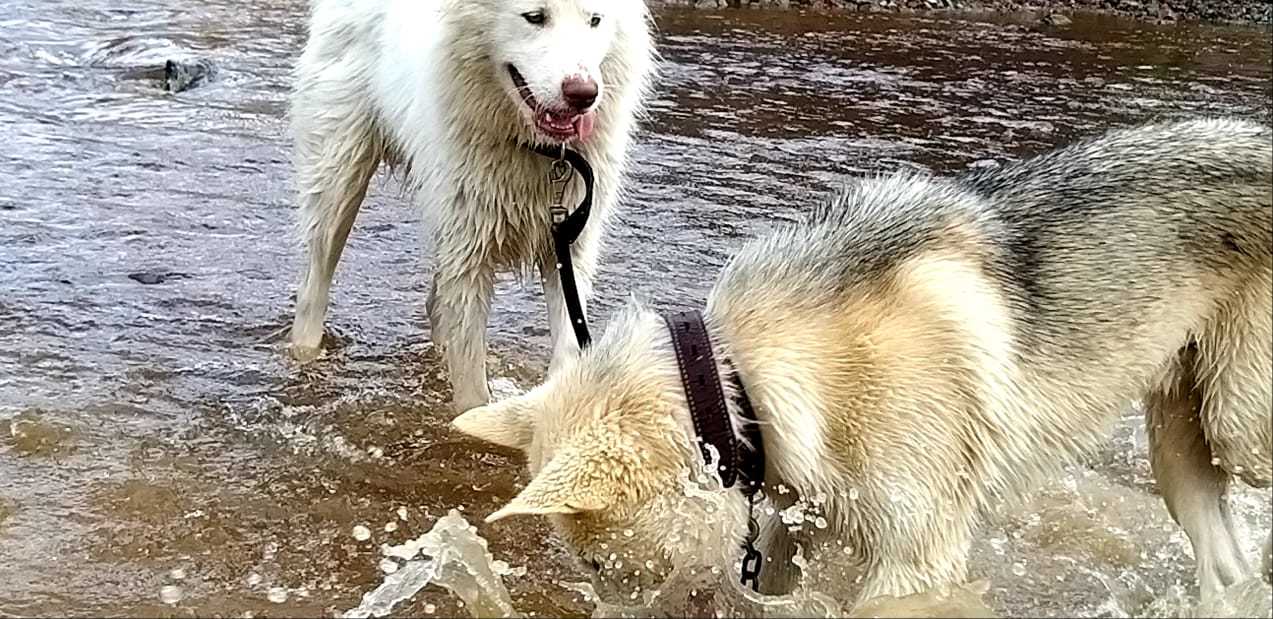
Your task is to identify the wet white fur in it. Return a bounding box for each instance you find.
[287,0,655,411]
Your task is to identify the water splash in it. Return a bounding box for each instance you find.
[562,569,844,618]
[343,510,522,619]
[342,499,1265,619]
[1143,577,1273,618]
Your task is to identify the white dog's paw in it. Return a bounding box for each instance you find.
[287,341,326,364]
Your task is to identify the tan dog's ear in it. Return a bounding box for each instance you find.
[486,445,616,522]
[451,394,536,451]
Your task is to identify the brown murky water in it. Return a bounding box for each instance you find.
[1,1,1270,616]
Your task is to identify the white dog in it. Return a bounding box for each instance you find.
[286,0,655,411]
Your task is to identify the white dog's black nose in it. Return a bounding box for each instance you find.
[562,76,598,111]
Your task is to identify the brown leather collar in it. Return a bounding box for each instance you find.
[662,310,765,492]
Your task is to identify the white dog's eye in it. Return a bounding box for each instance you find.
[589,14,602,27]
[521,10,546,25]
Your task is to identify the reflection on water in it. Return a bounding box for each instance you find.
[0,0,1269,615]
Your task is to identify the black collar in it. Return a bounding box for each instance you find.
[662,310,765,491]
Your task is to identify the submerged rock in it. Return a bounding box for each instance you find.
[1038,11,1073,27]
[3,409,76,457]
[163,58,216,93]
[127,271,189,285]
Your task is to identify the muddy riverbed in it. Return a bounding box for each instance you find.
[0,1,1270,616]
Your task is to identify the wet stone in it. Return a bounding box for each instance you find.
[1041,12,1073,26]
[3,410,76,457]
[163,58,217,93]
[127,271,188,285]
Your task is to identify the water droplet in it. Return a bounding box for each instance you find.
[352,525,372,541]
[397,506,409,521]
[814,516,828,529]
[384,521,399,533]
[623,529,634,537]
[1211,457,1222,466]
[848,487,860,501]
[379,558,399,574]
[169,567,186,580]
[424,603,437,614]
[1011,562,1027,577]
[267,587,288,604]
[159,585,183,605]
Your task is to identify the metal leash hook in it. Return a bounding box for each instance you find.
[529,141,594,349]
[548,151,571,226]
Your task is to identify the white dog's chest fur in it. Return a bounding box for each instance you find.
[362,0,644,269]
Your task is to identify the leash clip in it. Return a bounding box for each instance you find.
[739,489,763,591]
[740,543,762,591]
[549,151,571,225]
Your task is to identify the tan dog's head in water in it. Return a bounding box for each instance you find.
[452,306,750,601]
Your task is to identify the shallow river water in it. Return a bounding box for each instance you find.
[1,1,1270,616]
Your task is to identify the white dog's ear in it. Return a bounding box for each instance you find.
[486,446,615,522]
[451,395,535,451]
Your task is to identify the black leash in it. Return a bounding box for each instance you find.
[530,144,593,349]
[663,310,766,591]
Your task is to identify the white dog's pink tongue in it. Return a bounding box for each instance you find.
[573,111,596,142]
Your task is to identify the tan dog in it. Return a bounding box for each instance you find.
[454,118,1272,608]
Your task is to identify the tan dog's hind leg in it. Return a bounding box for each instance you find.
[1147,350,1250,601]
[1196,274,1273,488]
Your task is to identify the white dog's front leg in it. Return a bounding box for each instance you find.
[428,264,495,413]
